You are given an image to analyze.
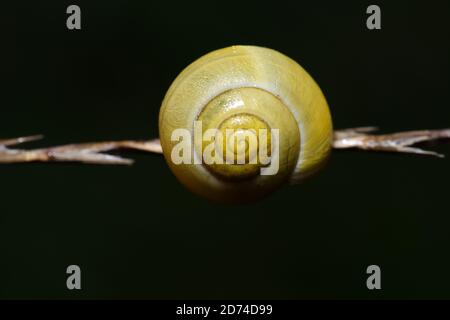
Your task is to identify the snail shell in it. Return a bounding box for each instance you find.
[159,45,333,202]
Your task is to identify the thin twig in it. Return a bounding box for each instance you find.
[333,127,450,158]
[1,127,449,165]
[0,135,162,165]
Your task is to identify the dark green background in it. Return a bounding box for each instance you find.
[2,0,450,299]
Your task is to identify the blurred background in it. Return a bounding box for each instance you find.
[1,0,450,299]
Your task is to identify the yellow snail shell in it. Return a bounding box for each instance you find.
[159,45,333,202]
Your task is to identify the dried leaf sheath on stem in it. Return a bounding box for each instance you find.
[0,127,449,165]
[0,136,162,164]
[332,127,450,158]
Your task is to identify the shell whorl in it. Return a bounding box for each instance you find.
[159,45,333,202]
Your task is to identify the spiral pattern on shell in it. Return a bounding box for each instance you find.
[159,45,333,202]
